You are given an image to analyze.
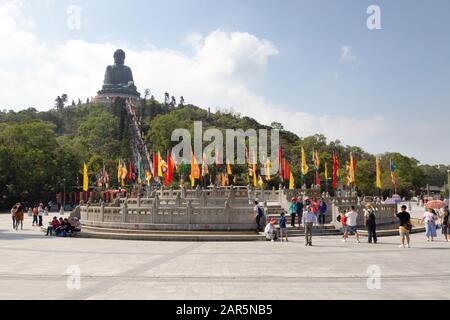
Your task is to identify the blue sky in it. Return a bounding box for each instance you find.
[2,0,450,164]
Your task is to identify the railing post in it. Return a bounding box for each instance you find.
[122,202,128,223]
[100,202,105,222]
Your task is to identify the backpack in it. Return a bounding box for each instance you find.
[257,206,264,217]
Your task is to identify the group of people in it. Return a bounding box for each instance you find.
[10,202,81,237]
[257,195,450,248]
[45,216,81,237]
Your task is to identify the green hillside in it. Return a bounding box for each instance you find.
[0,97,448,208]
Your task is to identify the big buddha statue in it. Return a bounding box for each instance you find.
[96,49,140,102]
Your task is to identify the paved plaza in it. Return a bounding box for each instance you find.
[0,213,449,300]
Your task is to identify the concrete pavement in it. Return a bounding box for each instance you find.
[0,213,449,300]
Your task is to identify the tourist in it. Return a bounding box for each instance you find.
[38,203,44,227]
[10,204,17,229]
[440,207,449,242]
[279,212,288,242]
[318,199,327,225]
[296,197,304,227]
[32,205,38,226]
[422,207,438,242]
[46,217,60,236]
[338,210,348,241]
[289,197,298,227]
[264,219,278,242]
[14,204,24,231]
[302,205,318,246]
[364,203,377,244]
[68,217,82,233]
[55,218,66,236]
[44,207,49,216]
[344,206,360,243]
[254,201,264,232]
[396,205,412,248]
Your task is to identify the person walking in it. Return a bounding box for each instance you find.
[339,211,348,241]
[38,203,44,227]
[254,201,263,232]
[279,212,288,242]
[14,204,24,231]
[344,206,360,243]
[32,205,38,227]
[422,207,438,242]
[10,204,17,229]
[440,207,449,242]
[396,205,412,248]
[289,197,298,227]
[302,205,318,246]
[318,199,327,225]
[364,203,377,244]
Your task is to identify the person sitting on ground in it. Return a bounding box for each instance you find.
[68,217,81,233]
[264,218,278,242]
[46,217,59,236]
[55,218,66,236]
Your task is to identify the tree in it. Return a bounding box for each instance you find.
[270,122,284,130]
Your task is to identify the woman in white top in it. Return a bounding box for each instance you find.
[421,208,437,241]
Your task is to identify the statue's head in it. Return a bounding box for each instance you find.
[113,49,126,65]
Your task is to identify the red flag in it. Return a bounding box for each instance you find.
[332,151,339,189]
[279,148,283,178]
[128,162,133,181]
[167,150,174,184]
[153,152,158,178]
[316,170,321,186]
[283,159,290,181]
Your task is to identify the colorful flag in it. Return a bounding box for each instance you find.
[324,162,328,181]
[128,161,133,182]
[376,157,382,189]
[266,159,271,181]
[227,160,232,175]
[153,153,158,178]
[190,152,200,187]
[314,150,320,169]
[349,153,356,185]
[301,147,309,176]
[253,164,257,187]
[83,162,89,192]
[332,151,339,189]
[390,159,397,186]
[258,175,263,189]
[278,148,283,179]
[117,160,122,183]
[158,151,163,177]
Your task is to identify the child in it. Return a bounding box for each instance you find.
[279,212,288,242]
[46,217,59,236]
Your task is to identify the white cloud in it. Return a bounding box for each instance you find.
[340,45,356,63]
[0,1,445,164]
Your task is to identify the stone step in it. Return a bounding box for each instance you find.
[74,226,264,242]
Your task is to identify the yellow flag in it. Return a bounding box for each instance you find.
[266,159,271,181]
[315,150,320,168]
[190,153,200,186]
[145,170,151,186]
[376,158,382,189]
[289,172,295,190]
[349,153,356,185]
[83,162,89,192]
[227,161,232,175]
[258,175,263,189]
[301,147,309,175]
[117,160,122,183]
[158,151,163,177]
[324,162,328,180]
[253,164,257,187]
